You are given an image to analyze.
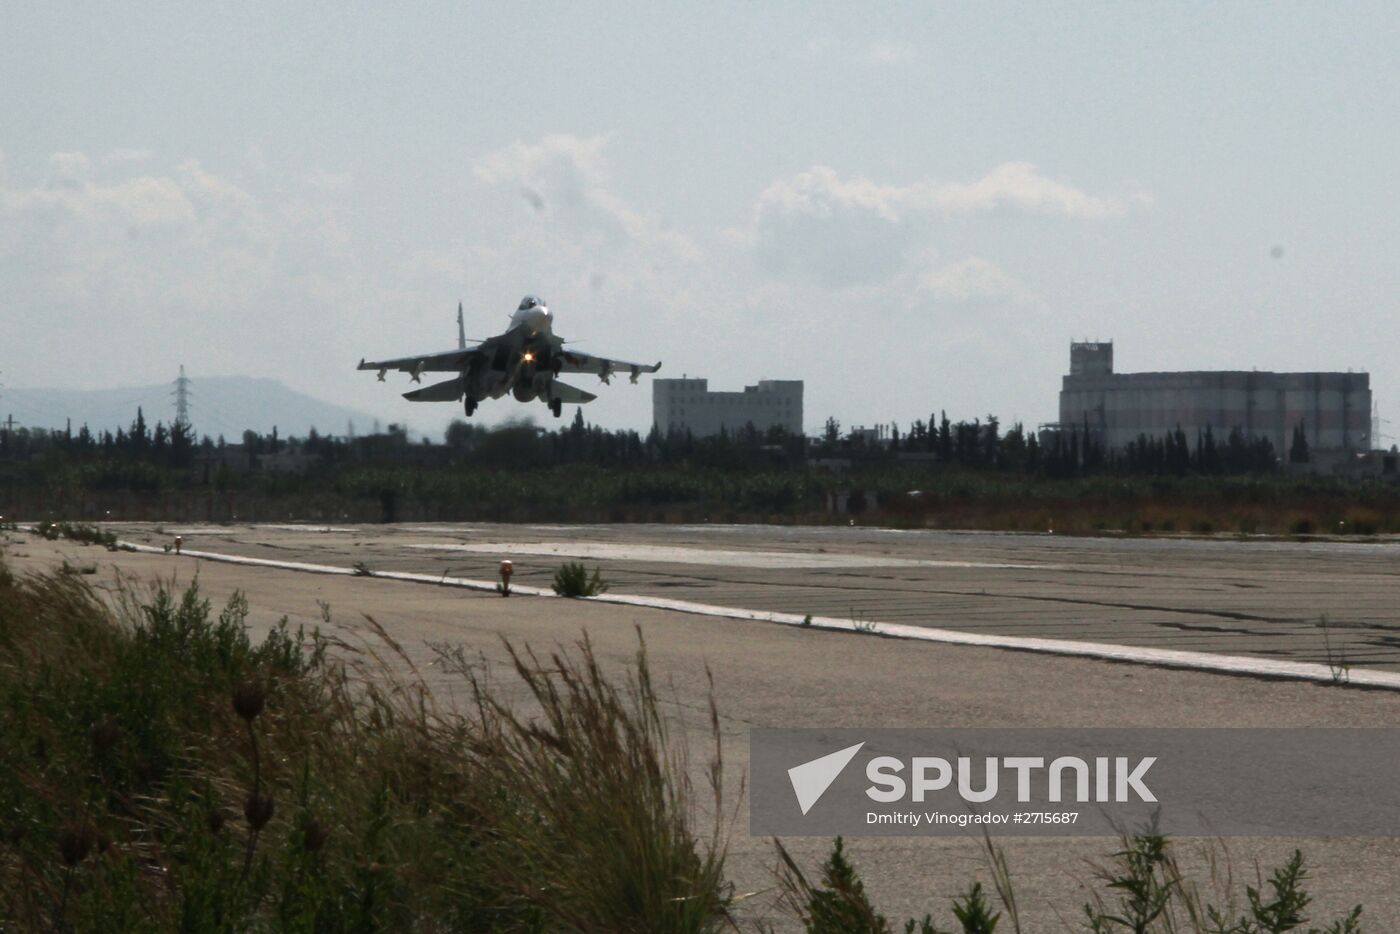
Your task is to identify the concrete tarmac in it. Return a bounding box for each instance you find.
[129,521,1400,671]
[8,524,1400,929]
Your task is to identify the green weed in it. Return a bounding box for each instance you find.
[780,830,1362,934]
[33,520,118,549]
[552,561,610,597]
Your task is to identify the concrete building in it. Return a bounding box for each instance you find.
[653,377,803,438]
[1058,342,1371,454]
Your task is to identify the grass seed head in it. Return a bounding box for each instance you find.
[244,794,275,831]
[232,680,266,721]
[300,816,329,852]
[59,825,95,867]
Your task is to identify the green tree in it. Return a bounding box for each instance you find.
[1290,421,1310,464]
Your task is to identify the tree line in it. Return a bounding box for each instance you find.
[0,404,1304,486]
[815,411,1289,478]
[0,409,197,469]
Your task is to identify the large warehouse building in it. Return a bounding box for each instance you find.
[653,377,803,438]
[1058,342,1371,454]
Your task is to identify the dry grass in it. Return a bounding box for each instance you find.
[0,552,733,931]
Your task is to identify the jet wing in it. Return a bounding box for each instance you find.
[556,349,662,383]
[357,345,483,379]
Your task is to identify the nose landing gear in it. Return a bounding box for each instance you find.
[549,398,562,418]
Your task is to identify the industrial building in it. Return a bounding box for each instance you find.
[1057,342,1371,455]
[653,377,803,438]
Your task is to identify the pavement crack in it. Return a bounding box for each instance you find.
[609,566,1293,627]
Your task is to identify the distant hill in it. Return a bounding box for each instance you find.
[0,376,383,441]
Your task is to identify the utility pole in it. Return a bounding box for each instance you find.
[172,365,193,431]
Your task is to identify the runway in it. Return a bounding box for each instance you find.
[136,522,1400,673]
[10,523,1400,927]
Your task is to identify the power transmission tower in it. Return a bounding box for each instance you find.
[172,365,193,431]
[1373,400,1391,450]
[0,371,12,441]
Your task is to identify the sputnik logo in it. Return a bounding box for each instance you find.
[787,742,864,815]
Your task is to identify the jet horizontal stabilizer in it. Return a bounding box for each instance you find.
[402,376,464,402]
[550,380,597,404]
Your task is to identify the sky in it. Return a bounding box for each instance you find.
[3,3,1398,442]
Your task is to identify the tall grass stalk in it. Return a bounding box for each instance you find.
[0,554,732,931]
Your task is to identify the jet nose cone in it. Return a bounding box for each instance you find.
[525,305,551,336]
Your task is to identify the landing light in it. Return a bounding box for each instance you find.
[522,351,535,363]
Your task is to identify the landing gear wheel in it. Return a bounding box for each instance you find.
[464,398,477,416]
[550,398,562,418]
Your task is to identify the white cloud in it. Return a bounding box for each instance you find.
[734,162,1149,288]
[473,134,618,229]
[102,148,155,166]
[45,152,93,190]
[736,166,910,287]
[916,162,1148,219]
[472,134,698,261]
[474,133,609,187]
[752,162,1142,226]
[919,257,1037,306]
[0,151,369,383]
[95,174,195,226]
[749,166,902,224]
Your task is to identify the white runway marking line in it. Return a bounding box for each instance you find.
[163,525,358,536]
[406,541,1049,570]
[114,541,1400,691]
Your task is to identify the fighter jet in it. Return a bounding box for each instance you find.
[357,296,661,417]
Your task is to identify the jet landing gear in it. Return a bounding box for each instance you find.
[550,398,563,418]
[464,398,478,416]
